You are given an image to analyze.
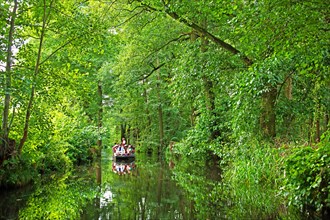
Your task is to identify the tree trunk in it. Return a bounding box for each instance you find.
[157,63,164,154]
[190,106,196,126]
[315,117,320,143]
[314,101,321,143]
[95,159,102,185]
[285,76,293,100]
[97,81,103,156]
[156,162,164,218]
[143,80,152,134]
[308,116,313,144]
[120,123,126,140]
[1,0,18,159]
[200,22,220,140]
[325,113,329,132]
[127,125,131,144]
[18,0,53,153]
[260,86,277,138]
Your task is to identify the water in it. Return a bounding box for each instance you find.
[81,154,194,220]
[0,184,33,219]
[0,150,302,219]
[0,151,200,220]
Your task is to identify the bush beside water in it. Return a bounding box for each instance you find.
[168,132,330,219]
[0,139,94,188]
[222,142,284,219]
[282,133,330,217]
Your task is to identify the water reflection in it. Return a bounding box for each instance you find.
[0,150,242,220]
[17,171,98,219]
[1,150,299,219]
[0,185,33,220]
[112,159,136,175]
[100,185,113,208]
[82,154,194,220]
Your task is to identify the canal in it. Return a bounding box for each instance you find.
[1,149,302,219]
[0,149,222,220]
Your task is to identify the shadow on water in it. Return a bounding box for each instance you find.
[0,184,34,220]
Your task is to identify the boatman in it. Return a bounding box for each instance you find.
[121,137,126,146]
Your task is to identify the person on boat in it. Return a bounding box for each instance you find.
[121,137,126,146]
[117,144,125,155]
[113,162,126,174]
[127,144,135,154]
[112,143,118,153]
[121,137,128,154]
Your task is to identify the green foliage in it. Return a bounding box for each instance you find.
[19,171,97,220]
[167,150,224,220]
[41,142,73,173]
[1,1,329,218]
[19,136,72,175]
[169,113,222,162]
[0,155,37,187]
[222,141,285,218]
[282,132,330,215]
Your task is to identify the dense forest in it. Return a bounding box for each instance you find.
[1,0,329,218]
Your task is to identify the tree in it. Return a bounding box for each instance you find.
[18,0,53,152]
[1,0,18,161]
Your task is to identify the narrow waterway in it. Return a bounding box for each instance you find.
[81,155,197,220]
[1,150,212,220]
[1,149,302,220]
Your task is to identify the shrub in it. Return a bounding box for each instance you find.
[282,132,330,216]
[0,155,37,187]
[41,141,73,173]
[222,141,283,219]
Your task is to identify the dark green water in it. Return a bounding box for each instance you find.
[1,150,303,220]
[80,153,196,220]
[0,151,201,220]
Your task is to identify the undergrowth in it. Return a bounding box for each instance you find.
[221,140,286,219]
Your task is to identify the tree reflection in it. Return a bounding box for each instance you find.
[17,153,213,220]
[19,170,98,219]
[83,154,194,219]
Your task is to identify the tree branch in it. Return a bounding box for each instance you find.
[135,0,253,66]
[140,62,166,81]
[114,8,146,28]
[166,11,253,66]
[39,35,80,66]
[276,70,295,103]
[144,33,190,61]
[128,62,166,85]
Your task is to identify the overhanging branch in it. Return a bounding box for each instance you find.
[144,33,190,61]
[114,8,146,28]
[39,35,80,66]
[135,0,253,66]
[139,62,166,82]
[126,62,166,86]
[166,11,253,65]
